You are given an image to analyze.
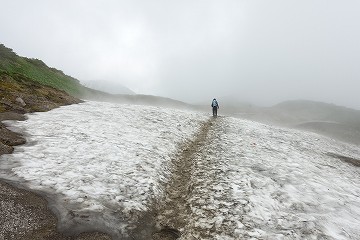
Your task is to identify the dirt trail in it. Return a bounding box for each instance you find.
[128,116,245,239]
[151,117,215,239]
[129,117,217,239]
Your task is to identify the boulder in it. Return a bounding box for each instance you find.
[0,142,13,155]
[15,97,26,107]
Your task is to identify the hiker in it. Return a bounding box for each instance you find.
[211,98,219,117]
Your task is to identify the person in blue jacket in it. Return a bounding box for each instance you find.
[211,98,219,117]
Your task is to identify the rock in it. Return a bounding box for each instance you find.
[0,123,26,146]
[0,112,26,121]
[15,97,26,107]
[0,142,13,155]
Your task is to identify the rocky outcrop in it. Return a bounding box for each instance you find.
[0,121,25,154]
[0,72,82,155]
[0,73,82,113]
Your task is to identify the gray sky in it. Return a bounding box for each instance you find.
[1,0,360,108]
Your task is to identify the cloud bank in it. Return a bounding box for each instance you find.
[1,0,359,108]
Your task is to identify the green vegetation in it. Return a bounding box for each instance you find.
[0,44,83,96]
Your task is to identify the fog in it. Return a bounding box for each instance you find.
[1,0,360,109]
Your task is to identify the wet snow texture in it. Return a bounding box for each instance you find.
[0,101,208,238]
[176,117,360,240]
[1,101,360,239]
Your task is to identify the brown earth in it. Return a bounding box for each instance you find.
[0,73,112,239]
[152,119,213,240]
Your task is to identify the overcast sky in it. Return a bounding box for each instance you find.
[1,0,359,108]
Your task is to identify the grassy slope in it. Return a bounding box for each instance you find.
[0,44,84,96]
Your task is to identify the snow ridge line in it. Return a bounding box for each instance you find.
[129,117,214,239]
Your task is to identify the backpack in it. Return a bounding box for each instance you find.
[212,99,218,107]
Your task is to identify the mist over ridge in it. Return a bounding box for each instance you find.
[1,0,359,110]
[83,80,135,95]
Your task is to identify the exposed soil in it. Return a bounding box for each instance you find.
[151,118,214,239]
[0,180,111,240]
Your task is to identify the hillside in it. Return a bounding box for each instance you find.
[0,44,197,110]
[0,43,116,102]
[241,100,360,145]
[273,100,360,129]
[0,44,85,96]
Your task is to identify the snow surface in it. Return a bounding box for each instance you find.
[1,101,360,239]
[0,101,208,237]
[180,117,360,239]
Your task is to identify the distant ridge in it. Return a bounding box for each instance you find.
[81,90,195,110]
[262,100,360,145]
[83,80,135,95]
[272,100,360,130]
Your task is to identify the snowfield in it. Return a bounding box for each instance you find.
[1,100,360,239]
[182,117,360,239]
[0,101,208,237]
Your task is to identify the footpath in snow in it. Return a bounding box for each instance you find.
[1,101,360,239]
[153,116,360,240]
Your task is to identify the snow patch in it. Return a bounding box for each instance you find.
[0,101,208,238]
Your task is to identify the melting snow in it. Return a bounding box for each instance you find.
[1,101,360,239]
[0,101,208,237]
[181,117,360,239]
